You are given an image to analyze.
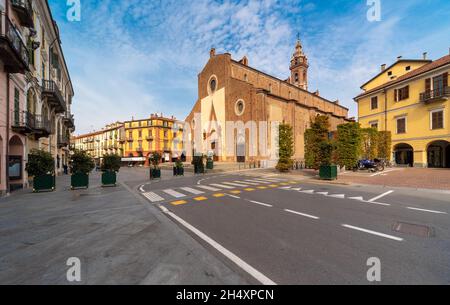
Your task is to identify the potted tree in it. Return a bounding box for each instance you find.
[173,159,184,176]
[319,141,338,180]
[101,154,121,187]
[70,150,95,189]
[26,149,55,192]
[149,152,161,180]
[192,155,205,174]
[206,156,214,170]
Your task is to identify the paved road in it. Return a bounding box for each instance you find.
[137,170,450,284]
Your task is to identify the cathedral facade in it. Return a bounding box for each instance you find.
[185,40,350,164]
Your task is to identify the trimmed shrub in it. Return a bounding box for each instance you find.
[26,149,54,177]
[70,150,95,174]
[377,131,392,161]
[335,122,362,169]
[304,115,330,170]
[276,124,294,172]
[102,154,121,172]
[361,128,379,160]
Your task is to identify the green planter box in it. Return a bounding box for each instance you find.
[319,165,338,180]
[102,171,117,187]
[71,173,89,189]
[206,160,214,170]
[173,167,184,176]
[194,164,205,174]
[150,168,161,180]
[33,174,55,192]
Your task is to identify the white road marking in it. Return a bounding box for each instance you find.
[210,183,235,189]
[143,192,164,202]
[226,194,241,199]
[367,201,391,206]
[316,192,328,195]
[261,178,285,182]
[370,169,397,177]
[279,186,292,190]
[342,224,403,242]
[235,180,260,186]
[368,190,394,202]
[223,182,250,187]
[158,207,276,285]
[284,209,320,220]
[291,188,302,191]
[406,207,448,214]
[139,185,145,193]
[197,185,221,192]
[248,179,271,184]
[328,194,346,199]
[246,200,273,208]
[300,190,315,194]
[180,187,205,195]
[163,189,186,198]
[349,196,365,201]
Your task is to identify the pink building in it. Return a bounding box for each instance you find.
[1,0,74,195]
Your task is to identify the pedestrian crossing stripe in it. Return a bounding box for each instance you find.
[230,190,241,194]
[247,179,271,184]
[223,182,250,187]
[143,192,164,202]
[236,180,260,185]
[163,189,186,198]
[269,184,279,187]
[171,200,187,206]
[180,187,204,195]
[197,185,221,192]
[279,183,290,186]
[210,183,235,189]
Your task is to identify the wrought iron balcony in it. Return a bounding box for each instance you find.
[58,135,70,148]
[420,87,450,103]
[11,0,34,28]
[34,115,52,138]
[0,12,29,73]
[63,114,75,129]
[11,110,35,134]
[41,80,67,114]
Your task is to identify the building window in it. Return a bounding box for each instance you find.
[370,121,379,130]
[431,110,444,130]
[395,86,409,102]
[396,117,407,134]
[208,75,218,95]
[387,71,393,76]
[371,96,378,110]
[138,130,142,138]
[294,73,299,82]
[406,66,411,71]
[235,99,245,116]
[128,142,132,150]
[244,74,248,81]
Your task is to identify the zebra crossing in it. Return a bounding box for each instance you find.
[140,176,298,203]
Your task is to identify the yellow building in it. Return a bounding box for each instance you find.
[122,114,184,166]
[355,52,450,168]
[72,122,124,164]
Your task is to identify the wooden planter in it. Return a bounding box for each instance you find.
[102,171,117,187]
[206,160,214,170]
[319,165,338,180]
[173,167,184,176]
[33,174,55,193]
[150,168,161,180]
[71,173,89,189]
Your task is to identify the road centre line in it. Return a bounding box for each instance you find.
[406,207,447,214]
[284,209,320,220]
[245,199,273,208]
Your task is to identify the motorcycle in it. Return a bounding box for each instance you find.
[354,158,385,173]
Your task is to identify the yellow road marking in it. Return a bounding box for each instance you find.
[289,181,298,184]
[257,186,268,190]
[244,188,255,192]
[213,193,225,198]
[194,197,208,201]
[171,200,187,206]
[269,184,279,187]
[280,183,289,186]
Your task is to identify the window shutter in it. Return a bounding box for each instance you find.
[443,72,448,87]
[394,89,398,102]
[405,86,409,99]
[425,78,431,91]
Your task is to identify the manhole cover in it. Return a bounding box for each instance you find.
[392,222,434,238]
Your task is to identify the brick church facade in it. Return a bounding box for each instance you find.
[185,40,350,164]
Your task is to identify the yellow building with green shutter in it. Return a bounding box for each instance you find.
[355,52,450,168]
[122,114,184,165]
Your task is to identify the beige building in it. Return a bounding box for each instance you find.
[185,40,350,164]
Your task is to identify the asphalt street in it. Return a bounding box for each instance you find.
[137,169,450,284]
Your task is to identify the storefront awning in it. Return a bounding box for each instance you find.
[121,157,146,162]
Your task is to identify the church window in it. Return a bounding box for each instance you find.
[295,73,299,82]
[235,99,245,116]
[208,75,218,95]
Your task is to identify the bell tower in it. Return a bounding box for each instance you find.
[290,37,309,90]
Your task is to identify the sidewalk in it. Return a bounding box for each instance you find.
[0,173,248,285]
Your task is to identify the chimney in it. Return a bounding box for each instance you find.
[381,64,386,71]
[397,56,402,61]
[335,99,340,105]
[314,90,320,96]
[210,48,216,58]
[423,52,428,60]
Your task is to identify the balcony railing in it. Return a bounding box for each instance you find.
[11,0,34,28]
[58,135,70,148]
[63,114,75,129]
[41,80,67,114]
[0,12,29,73]
[420,87,450,103]
[11,110,34,133]
[34,115,52,138]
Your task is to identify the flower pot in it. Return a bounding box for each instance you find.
[206,160,214,170]
[150,168,161,180]
[71,173,89,189]
[102,171,117,187]
[173,167,184,176]
[33,174,55,192]
[319,165,338,180]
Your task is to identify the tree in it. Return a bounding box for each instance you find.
[304,115,330,170]
[361,128,378,160]
[101,154,121,172]
[70,150,95,174]
[377,131,392,160]
[335,122,362,169]
[26,149,54,177]
[276,124,294,172]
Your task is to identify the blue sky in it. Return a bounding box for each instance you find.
[48,0,450,134]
